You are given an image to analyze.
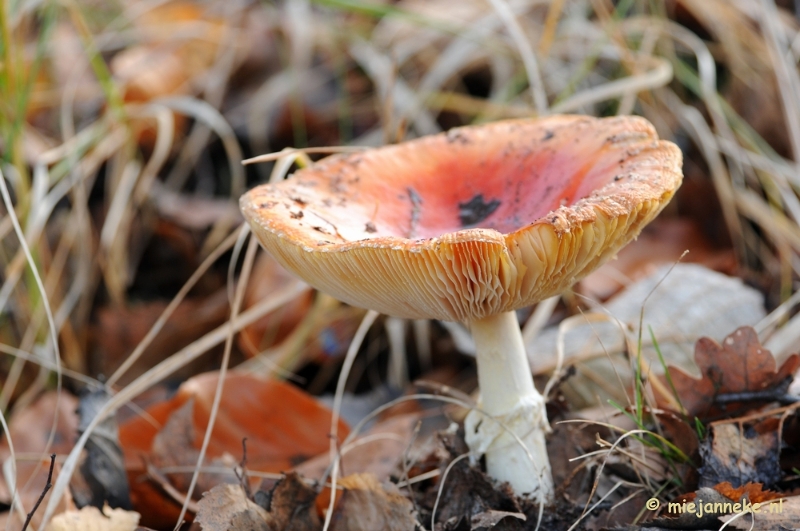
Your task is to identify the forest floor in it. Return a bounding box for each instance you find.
[3,1,800,530]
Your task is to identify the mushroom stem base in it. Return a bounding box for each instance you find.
[464,393,554,502]
[465,311,554,502]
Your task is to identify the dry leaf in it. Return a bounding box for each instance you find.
[426,445,520,527]
[119,373,348,528]
[195,483,269,531]
[295,413,419,482]
[658,481,786,531]
[149,399,202,492]
[470,509,526,530]
[699,419,781,489]
[656,326,800,419]
[92,290,230,386]
[0,392,78,471]
[316,473,417,531]
[46,505,140,531]
[528,265,766,409]
[656,410,700,462]
[260,472,320,531]
[111,1,226,142]
[0,392,78,528]
[713,481,783,504]
[718,495,800,530]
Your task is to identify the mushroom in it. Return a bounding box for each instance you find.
[240,115,683,502]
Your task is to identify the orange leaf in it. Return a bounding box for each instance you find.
[119,372,348,527]
[655,326,800,419]
[713,481,783,504]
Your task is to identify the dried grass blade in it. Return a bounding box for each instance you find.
[39,282,308,529]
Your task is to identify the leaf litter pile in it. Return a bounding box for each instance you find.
[4,1,800,531]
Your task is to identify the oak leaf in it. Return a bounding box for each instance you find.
[713,481,783,504]
[656,326,800,419]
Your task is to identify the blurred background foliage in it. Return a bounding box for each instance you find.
[4,1,800,528]
[1,0,800,425]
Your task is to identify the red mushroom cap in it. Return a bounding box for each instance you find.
[241,115,683,322]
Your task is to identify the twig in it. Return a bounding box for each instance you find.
[21,454,56,531]
[715,377,799,406]
[236,438,252,499]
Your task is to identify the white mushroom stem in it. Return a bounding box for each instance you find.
[464,310,554,502]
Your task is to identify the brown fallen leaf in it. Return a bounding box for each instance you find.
[718,494,800,530]
[195,483,270,531]
[0,392,79,528]
[119,372,349,528]
[655,326,800,420]
[262,472,320,531]
[470,509,526,530]
[316,473,417,531]
[655,410,700,466]
[149,399,203,493]
[713,481,783,504]
[583,491,653,531]
[699,419,782,489]
[110,1,226,144]
[295,413,419,482]
[546,420,598,505]
[146,397,251,505]
[198,472,328,531]
[46,504,140,531]
[92,290,230,386]
[421,434,520,527]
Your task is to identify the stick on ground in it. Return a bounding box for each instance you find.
[21,454,56,531]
